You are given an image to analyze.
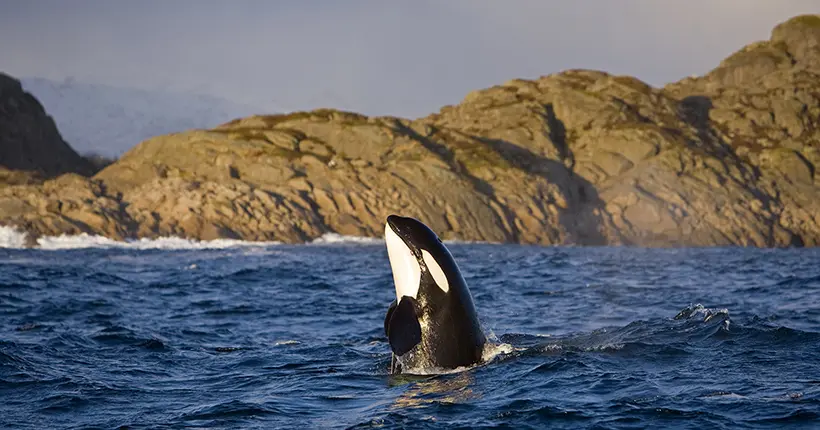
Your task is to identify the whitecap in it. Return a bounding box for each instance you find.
[35,233,280,250]
[309,233,382,245]
[1,227,497,250]
[541,344,564,352]
[583,343,625,352]
[395,341,516,376]
[674,303,730,322]
[482,341,516,362]
[395,362,475,376]
[0,225,28,248]
[309,233,494,246]
[700,392,748,401]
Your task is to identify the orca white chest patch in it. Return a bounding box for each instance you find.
[385,223,421,299]
[422,249,449,293]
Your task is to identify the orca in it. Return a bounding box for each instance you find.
[383,215,486,373]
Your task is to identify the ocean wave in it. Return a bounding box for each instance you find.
[0,230,282,250]
[3,243,818,428]
[179,400,279,421]
[1,227,492,250]
[39,234,281,250]
[309,233,485,246]
[309,233,383,245]
[2,227,384,250]
[674,303,730,323]
[393,341,515,376]
[0,226,28,248]
[482,341,516,362]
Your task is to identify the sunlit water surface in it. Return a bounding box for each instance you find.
[1,240,819,429]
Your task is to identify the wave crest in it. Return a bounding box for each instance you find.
[0,226,28,248]
[0,228,489,250]
[674,303,730,323]
[309,233,382,245]
[1,231,281,250]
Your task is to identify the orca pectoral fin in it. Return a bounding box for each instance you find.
[384,299,397,337]
[387,296,422,356]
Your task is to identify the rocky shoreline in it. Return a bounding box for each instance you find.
[1,15,818,247]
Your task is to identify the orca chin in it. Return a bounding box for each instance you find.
[383,215,486,374]
[385,217,421,301]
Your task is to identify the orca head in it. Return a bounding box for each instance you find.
[384,215,457,302]
[383,215,486,369]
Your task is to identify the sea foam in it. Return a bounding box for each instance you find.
[0,229,480,250]
[309,233,383,245]
[38,234,280,250]
[0,230,382,250]
[310,232,486,246]
[0,229,281,251]
[0,226,28,248]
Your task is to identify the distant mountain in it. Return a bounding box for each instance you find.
[0,73,94,180]
[20,77,274,157]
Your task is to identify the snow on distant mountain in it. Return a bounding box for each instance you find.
[21,77,279,157]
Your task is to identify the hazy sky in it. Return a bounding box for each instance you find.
[2,1,817,117]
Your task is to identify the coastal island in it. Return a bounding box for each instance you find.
[1,15,818,247]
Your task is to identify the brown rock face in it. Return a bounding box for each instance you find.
[1,15,819,247]
[0,73,94,179]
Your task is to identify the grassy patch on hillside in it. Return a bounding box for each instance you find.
[789,14,820,28]
[450,138,512,172]
[256,109,370,128]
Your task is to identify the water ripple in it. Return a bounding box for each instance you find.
[0,245,818,428]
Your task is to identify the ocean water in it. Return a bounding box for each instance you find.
[1,231,819,429]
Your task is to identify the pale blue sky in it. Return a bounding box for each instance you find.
[2,1,817,117]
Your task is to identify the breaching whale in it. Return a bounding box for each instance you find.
[383,215,486,373]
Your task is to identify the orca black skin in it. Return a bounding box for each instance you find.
[383,215,486,373]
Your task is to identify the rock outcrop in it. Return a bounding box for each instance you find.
[1,15,818,247]
[0,73,94,181]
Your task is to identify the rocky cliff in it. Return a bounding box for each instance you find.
[1,15,818,247]
[0,73,94,184]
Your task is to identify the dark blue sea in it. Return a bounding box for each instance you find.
[1,238,819,429]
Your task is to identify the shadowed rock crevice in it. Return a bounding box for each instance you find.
[391,122,520,242]
[543,103,574,170]
[476,136,608,245]
[674,94,806,246]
